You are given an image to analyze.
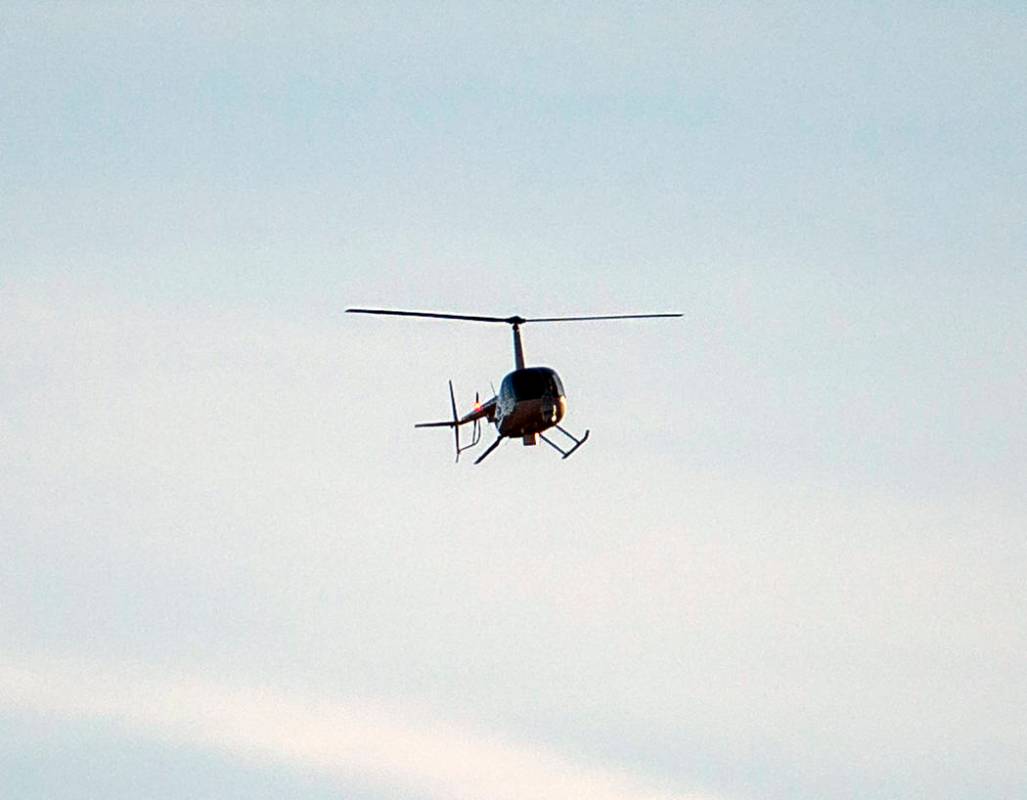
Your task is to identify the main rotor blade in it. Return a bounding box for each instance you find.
[523,313,683,322]
[346,308,512,323]
[347,308,683,325]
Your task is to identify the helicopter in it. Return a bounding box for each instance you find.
[346,308,682,464]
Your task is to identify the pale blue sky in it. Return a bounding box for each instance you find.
[2,4,1025,800]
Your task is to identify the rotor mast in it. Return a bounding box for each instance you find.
[511,318,526,369]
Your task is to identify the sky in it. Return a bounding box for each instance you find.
[2,3,1025,799]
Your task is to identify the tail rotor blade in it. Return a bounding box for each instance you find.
[449,380,460,462]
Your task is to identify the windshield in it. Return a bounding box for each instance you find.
[501,367,565,400]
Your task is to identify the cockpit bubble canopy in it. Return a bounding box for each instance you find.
[500,367,565,401]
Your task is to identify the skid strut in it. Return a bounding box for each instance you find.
[474,435,505,464]
[539,424,590,459]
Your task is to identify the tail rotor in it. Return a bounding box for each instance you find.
[448,380,461,462]
[416,380,485,461]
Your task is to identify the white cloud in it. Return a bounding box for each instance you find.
[0,654,714,800]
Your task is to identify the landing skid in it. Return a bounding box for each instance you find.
[539,424,590,460]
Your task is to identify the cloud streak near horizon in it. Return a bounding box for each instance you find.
[0,655,712,800]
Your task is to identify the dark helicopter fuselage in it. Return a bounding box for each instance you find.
[493,366,567,439]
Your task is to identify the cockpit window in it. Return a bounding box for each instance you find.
[502,367,564,400]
